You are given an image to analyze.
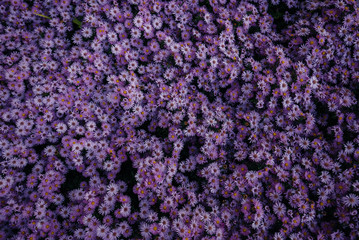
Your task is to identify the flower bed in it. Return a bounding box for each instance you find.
[0,0,359,239]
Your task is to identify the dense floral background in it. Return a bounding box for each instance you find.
[1,0,359,239]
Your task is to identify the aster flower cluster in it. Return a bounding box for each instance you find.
[1,0,359,239]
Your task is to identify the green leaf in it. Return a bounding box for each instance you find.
[33,13,51,20]
[33,13,82,28]
[72,18,82,27]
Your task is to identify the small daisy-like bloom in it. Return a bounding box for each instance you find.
[85,120,97,132]
[246,171,258,183]
[353,181,359,192]
[140,222,152,239]
[120,203,131,217]
[274,232,284,240]
[72,143,83,155]
[98,202,112,216]
[133,15,143,28]
[74,228,86,239]
[75,126,86,135]
[159,217,170,229]
[8,158,25,168]
[331,230,345,240]
[319,171,332,184]
[81,26,93,38]
[273,202,286,216]
[149,223,160,235]
[249,150,262,162]
[67,119,79,129]
[96,224,109,238]
[102,160,114,172]
[44,146,56,157]
[108,228,120,239]
[344,142,355,154]
[268,190,282,203]
[205,223,216,235]
[342,194,359,208]
[106,183,119,196]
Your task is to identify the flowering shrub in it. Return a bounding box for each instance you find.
[1,0,359,239]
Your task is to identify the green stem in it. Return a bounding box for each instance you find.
[33,13,51,19]
[33,12,82,27]
[72,18,82,27]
